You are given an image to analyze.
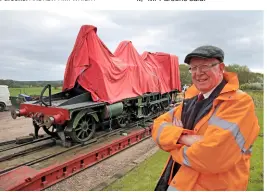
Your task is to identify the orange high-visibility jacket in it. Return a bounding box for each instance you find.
[152,72,260,191]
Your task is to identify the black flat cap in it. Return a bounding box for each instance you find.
[184,45,224,64]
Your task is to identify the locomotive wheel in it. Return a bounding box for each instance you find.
[70,114,96,143]
[115,116,127,128]
[151,104,161,115]
[161,100,170,110]
[145,104,159,117]
[142,106,152,117]
[43,125,58,138]
[32,120,58,138]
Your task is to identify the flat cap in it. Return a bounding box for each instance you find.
[184,45,224,64]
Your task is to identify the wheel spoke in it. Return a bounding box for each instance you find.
[81,131,85,139]
[85,116,91,123]
[77,130,83,138]
[75,126,82,131]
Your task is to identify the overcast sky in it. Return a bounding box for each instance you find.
[0,10,264,81]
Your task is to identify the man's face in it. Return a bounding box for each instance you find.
[190,57,225,93]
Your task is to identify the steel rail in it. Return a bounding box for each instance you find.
[0,126,152,191]
[0,135,52,153]
[0,128,124,175]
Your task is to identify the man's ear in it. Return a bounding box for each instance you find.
[219,62,225,72]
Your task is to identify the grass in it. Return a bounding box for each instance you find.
[246,90,263,109]
[9,87,62,97]
[103,150,169,191]
[247,108,264,191]
[105,92,264,191]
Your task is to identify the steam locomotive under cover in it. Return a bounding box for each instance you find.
[11,25,181,146]
[63,25,181,103]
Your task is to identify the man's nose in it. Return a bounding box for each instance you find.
[195,67,204,74]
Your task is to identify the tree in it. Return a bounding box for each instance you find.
[225,64,263,84]
[178,63,263,89]
[179,64,192,85]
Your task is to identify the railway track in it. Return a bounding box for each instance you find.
[0,109,170,191]
[0,135,52,152]
[0,128,125,175]
[0,111,161,175]
[0,127,153,190]
[0,139,17,147]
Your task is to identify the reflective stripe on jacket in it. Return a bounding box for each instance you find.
[152,72,260,191]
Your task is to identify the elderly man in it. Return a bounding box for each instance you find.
[152,45,260,191]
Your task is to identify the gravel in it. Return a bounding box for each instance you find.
[46,138,158,191]
[0,111,45,142]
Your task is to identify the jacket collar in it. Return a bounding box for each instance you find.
[184,72,239,100]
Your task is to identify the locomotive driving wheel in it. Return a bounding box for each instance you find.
[115,115,128,128]
[32,120,58,138]
[69,114,96,143]
[43,125,58,137]
[142,106,151,117]
[150,103,161,115]
[161,100,170,110]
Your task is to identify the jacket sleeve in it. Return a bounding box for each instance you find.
[152,103,194,152]
[170,93,260,174]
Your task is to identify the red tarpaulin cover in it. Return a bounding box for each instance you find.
[63,25,181,104]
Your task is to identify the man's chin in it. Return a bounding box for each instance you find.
[196,86,210,93]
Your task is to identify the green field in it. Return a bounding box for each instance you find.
[9,87,62,97]
[105,91,264,191]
